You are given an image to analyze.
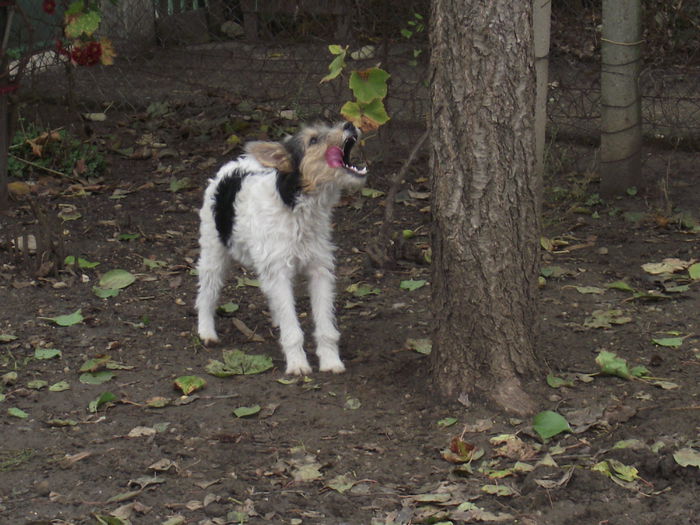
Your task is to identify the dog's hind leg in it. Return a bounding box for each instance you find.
[307,264,345,373]
[259,268,312,376]
[196,241,230,346]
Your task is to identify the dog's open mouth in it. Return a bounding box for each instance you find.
[325,136,368,176]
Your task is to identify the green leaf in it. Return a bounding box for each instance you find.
[400,279,427,291]
[117,233,140,242]
[64,255,100,268]
[652,336,683,348]
[236,276,260,288]
[361,98,391,127]
[49,381,71,392]
[79,371,115,385]
[320,49,347,83]
[205,350,273,377]
[344,396,361,410]
[8,407,28,419]
[546,373,574,388]
[169,177,191,193]
[573,286,606,295]
[405,338,432,355]
[65,0,86,16]
[233,405,261,418]
[46,418,78,427]
[481,484,516,497]
[532,410,571,440]
[673,447,700,468]
[0,333,17,342]
[349,45,375,60]
[88,391,118,413]
[65,10,101,38]
[34,348,62,360]
[630,365,650,378]
[606,281,635,292]
[99,269,136,290]
[594,459,639,482]
[651,379,679,390]
[613,439,645,450]
[583,309,632,329]
[174,375,206,395]
[689,263,700,280]
[437,417,458,428]
[340,101,362,126]
[345,283,381,297]
[326,474,355,494]
[218,302,240,314]
[360,187,385,198]
[27,380,48,390]
[93,286,120,298]
[80,356,112,372]
[348,68,390,103]
[328,44,346,55]
[595,350,632,379]
[40,309,84,327]
[142,257,167,269]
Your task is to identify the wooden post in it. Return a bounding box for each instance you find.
[600,0,643,194]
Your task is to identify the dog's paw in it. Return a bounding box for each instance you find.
[319,357,346,374]
[200,335,220,347]
[285,359,313,376]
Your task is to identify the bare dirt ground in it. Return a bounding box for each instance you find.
[1,68,700,525]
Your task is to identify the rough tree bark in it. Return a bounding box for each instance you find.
[429,0,541,415]
[533,0,552,177]
[600,0,642,194]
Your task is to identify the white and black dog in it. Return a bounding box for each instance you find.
[196,121,367,375]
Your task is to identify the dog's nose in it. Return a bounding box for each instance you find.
[343,121,356,133]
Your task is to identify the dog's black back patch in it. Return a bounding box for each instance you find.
[277,135,304,207]
[276,171,302,208]
[213,170,244,245]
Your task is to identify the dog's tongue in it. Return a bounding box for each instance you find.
[325,146,344,168]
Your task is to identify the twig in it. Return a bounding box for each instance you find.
[9,152,82,183]
[367,128,429,267]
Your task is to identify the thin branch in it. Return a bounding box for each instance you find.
[366,128,429,267]
[9,152,82,183]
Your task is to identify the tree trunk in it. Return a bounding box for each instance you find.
[533,0,552,177]
[600,0,642,194]
[429,0,541,415]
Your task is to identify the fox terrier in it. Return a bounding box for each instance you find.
[196,121,367,375]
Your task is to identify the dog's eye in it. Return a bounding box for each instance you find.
[308,136,318,145]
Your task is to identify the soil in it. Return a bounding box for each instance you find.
[2,70,700,525]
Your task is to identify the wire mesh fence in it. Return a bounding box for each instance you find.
[11,0,700,185]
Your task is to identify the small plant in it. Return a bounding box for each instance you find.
[400,12,425,66]
[320,45,390,132]
[9,120,105,179]
[48,0,117,66]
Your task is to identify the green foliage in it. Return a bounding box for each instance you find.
[532,410,571,440]
[322,48,390,131]
[9,121,105,179]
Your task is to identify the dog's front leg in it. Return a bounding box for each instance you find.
[307,264,345,373]
[196,240,231,346]
[260,270,312,376]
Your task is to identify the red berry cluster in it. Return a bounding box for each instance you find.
[56,40,102,66]
[43,0,57,15]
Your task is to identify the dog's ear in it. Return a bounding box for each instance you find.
[245,141,293,173]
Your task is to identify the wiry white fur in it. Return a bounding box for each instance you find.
[196,137,363,375]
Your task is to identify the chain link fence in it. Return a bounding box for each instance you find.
[13,1,700,186]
